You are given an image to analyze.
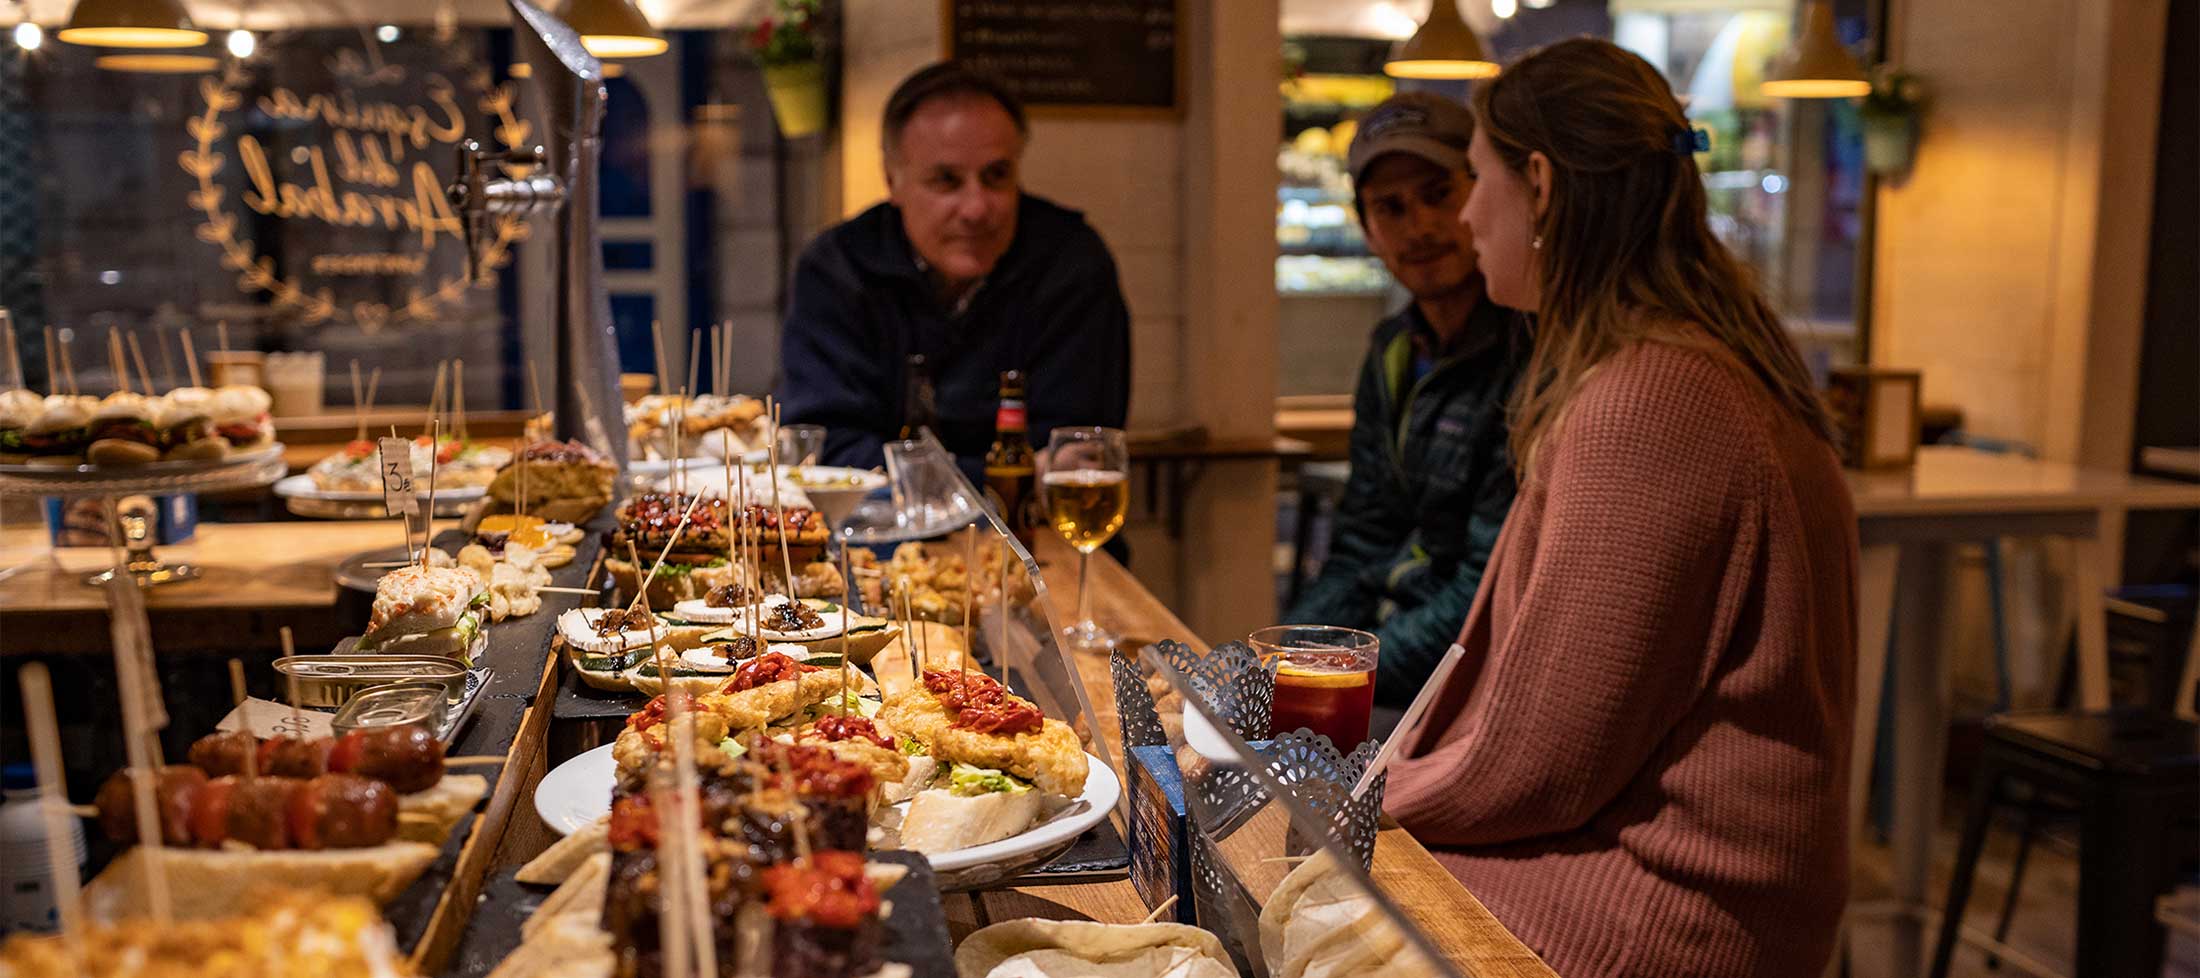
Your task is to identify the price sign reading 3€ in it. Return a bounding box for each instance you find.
[379,437,419,516]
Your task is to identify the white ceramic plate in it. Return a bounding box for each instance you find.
[274,473,488,503]
[629,452,768,478]
[532,743,1122,875]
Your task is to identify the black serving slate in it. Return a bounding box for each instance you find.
[369,522,609,953]
[447,850,957,978]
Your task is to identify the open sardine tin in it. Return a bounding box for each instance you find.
[331,681,453,738]
[273,655,468,708]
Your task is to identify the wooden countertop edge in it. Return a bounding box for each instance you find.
[409,647,561,974]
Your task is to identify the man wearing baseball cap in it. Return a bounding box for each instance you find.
[1284,92,1529,711]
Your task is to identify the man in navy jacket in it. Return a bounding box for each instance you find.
[776,62,1131,482]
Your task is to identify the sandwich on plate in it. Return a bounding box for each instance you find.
[477,439,617,526]
[878,669,1089,853]
[357,565,491,663]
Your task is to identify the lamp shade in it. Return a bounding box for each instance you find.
[55,0,207,48]
[1761,0,1870,98]
[95,52,219,72]
[1384,0,1498,80]
[563,0,667,59]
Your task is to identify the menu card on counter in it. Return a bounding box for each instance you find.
[216,697,336,740]
[945,0,1179,111]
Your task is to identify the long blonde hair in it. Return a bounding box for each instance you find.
[1474,38,1838,473]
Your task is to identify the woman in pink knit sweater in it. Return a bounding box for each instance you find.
[1385,39,1858,978]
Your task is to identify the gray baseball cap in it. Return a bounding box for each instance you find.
[1347,92,1474,185]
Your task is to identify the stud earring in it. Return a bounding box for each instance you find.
[1530,234,1544,250]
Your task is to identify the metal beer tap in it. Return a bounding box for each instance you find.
[447,141,564,283]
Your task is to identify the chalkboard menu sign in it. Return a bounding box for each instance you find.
[945,0,1179,112]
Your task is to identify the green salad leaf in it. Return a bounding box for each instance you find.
[947,763,1030,797]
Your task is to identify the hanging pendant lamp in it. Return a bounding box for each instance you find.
[1761,0,1871,98]
[1384,0,1498,80]
[56,0,206,48]
[563,0,667,59]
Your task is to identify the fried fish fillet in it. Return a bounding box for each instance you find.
[879,688,1088,797]
[793,731,912,786]
[613,671,845,778]
[698,670,849,730]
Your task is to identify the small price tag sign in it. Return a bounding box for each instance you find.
[379,436,419,516]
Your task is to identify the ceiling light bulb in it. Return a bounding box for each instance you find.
[1491,0,1517,18]
[12,21,41,49]
[375,23,399,42]
[225,27,252,57]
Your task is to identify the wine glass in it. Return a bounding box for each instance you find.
[777,423,827,468]
[1042,426,1129,653]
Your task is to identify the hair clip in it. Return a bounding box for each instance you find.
[1672,126,1709,155]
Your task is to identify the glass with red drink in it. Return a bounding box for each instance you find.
[1250,625,1379,750]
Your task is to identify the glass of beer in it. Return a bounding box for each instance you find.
[1042,426,1129,653]
[1250,625,1379,749]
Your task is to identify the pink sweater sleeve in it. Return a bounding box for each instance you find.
[1388,358,1769,846]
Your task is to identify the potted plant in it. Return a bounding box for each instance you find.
[748,0,828,138]
[1858,65,1926,176]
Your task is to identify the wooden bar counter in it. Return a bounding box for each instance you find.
[0,518,1552,976]
[948,534,1557,978]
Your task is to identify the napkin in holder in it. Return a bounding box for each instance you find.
[1117,640,1274,923]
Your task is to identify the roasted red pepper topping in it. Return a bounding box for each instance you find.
[759,742,875,800]
[606,794,660,850]
[921,668,1044,735]
[725,652,817,693]
[624,692,700,748]
[921,669,1006,711]
[761,850,879,928]
[735,504,818,533]
[809,715,892,750]
[626,492,725,537]
[955,698,1044,736]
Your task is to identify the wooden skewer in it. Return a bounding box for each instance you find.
[363,367,381,422]
[1140,894,1180,925]
[126,331,156,396]
[650,319,670,398]
[684,329,701,406]
[1,309,23,391]
[108,328,131,395]
[155,332,176,392]
[281,627,304,734]
[228,658,248,706]
[18,663,85,964]
[670,390,685,498]
[838,543,853,715]
[215,321,230,358]
[424,361,448,442]
[527,360,546,419]
[55,330,77,396]
[622,493,706,616]
[351,360,367,443]
[961,529,978,673]
[997,537,1013,671]
[453,358,468,443]
[427,419,443,554]
[106,328,128,395]
[40,325,55,396]
[517,436,529,521]
[538,585,600,595]
[179,327,202,388]
[443,756,507,767]
[765,400,797,601]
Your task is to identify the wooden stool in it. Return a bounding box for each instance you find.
[1928,710,2199,978]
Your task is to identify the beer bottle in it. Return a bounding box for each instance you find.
[898,354,936,440]
[984,370,1037,547]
